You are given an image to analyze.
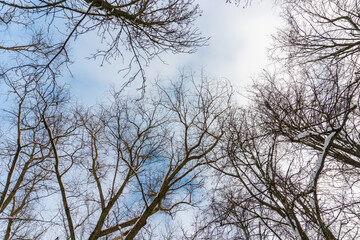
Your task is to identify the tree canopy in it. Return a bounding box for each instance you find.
[2,0,360,239]
[196,0,360,239]
[0,0,206,89]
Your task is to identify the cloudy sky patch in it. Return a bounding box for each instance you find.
[67,1,282,104]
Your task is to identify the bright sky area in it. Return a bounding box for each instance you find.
[67,0,283,105]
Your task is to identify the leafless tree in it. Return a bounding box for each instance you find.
[189,0,360,239]
[0,75,74,239]
[0,72,234,239]
[273,0,360,66]
[0,0,207,89]
[191,67,360,239]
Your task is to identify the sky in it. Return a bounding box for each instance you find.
[0,1,283,237]
[67,0,283,105]
[64,3,283,229]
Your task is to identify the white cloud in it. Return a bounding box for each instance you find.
[66,1,283,104]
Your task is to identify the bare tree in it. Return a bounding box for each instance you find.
[273,0,360,66]
[81,74,232,239]
[0,75,74,239]
[189,0,360,239]
[0,72,233,239]
[192,68,360,238]
[0,0,207,89]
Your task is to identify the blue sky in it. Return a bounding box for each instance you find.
[0,1,284,237]
[66,1,282,105]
